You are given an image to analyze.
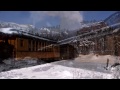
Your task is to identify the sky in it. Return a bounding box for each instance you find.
[0,11,117,28]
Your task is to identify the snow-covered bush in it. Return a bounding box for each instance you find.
[109,56,120,79]
[111,65,120,79]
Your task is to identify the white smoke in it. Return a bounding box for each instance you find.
[46,22,52,27]
[30,11,83,30]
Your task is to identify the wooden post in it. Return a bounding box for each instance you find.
[106,58,109,68]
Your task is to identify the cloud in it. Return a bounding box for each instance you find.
[29,11,83,30]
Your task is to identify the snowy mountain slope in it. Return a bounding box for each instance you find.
[0,20,108,41]
[80,12,120,28]
[0,28,56,42]
[80,21,104,29]
[104,11,120,25]
[0,21,35,32]
[0,21,70,41]
[0,11,119,41]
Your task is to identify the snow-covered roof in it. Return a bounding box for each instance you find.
[0,28,19,34]
[0,28,56,42]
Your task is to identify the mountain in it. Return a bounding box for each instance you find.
[0,21,68,41]
[0,21,106,41]
[0,21,36,33]
[1,11,119,41]
[104,11,120,25]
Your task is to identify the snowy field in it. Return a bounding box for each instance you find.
[0,54,120,79]
[0,60,112,79]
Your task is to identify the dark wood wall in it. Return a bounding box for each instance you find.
[60,44,77,60]
[15,37,60,60]
[0,35,60,60]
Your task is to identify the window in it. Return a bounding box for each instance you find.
[42,42,44,52]
[39,42,41,46]
[33,41,35,51]
[44,42,46,52]
[20,39,24,47]
[36,41,38,51]
[39,41,41,51]
[28,40,31,51]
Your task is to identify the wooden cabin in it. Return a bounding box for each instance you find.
[0,28,78,62]
[0,28,60,61]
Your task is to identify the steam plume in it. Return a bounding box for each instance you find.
[30,11,83,30]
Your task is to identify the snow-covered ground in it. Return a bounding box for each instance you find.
[0,54,120,79]
[76,54,119,64]
[0,60,112,79]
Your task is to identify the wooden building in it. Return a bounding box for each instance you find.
[0,28,78,63]
[0,28,60,61]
